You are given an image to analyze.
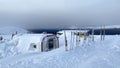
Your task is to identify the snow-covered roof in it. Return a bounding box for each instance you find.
[15,34,54,53]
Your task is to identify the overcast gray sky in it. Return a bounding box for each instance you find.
[0,0,120,29]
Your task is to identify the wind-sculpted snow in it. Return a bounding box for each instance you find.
[0,40,19,59]
[0,35,120,68]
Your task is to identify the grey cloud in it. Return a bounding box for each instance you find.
[0,0,120,29]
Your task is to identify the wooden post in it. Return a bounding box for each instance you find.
[73,32,75,49]
[100,26,103,41]
[78,33,81,46]
[92,29,94,42]
[76,31,79,47]
[76,32,78,47]
[64,31,68,51]
[12,34,15,39]
[70,32,73,50]
[103,26,105,40]
[71,32,74,50]
[84,34,86,44]
[88,36,91,45]
[77,33,79,46]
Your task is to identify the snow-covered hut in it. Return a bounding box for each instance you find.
[14,34,59,53]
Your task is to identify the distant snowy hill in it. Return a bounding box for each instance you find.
[68,25,120,29]
[86,25,120,29]
[0,26,29,34]
[68,25,80,29]
[102,25,120,29]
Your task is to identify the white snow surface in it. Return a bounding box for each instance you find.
[0,34,120,68]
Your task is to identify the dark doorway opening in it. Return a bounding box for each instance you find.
[48,38,54,50]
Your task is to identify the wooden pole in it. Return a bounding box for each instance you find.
[77,33,79,46]
[92,29,94,42]
[76,32,78,47]
[70,32,73,50]
[100,26,103,41]
[78,33,80,46]
[12,34,15,39]
[88,36,91,45]
[72,32,74,49]
[73,32,75,48]
[83,34,85,44]
[103,26,105,40]
[64,31,68,51]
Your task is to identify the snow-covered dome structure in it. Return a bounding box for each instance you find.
[14,34,59,53]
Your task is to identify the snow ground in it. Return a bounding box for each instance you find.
[0,35,120,68]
